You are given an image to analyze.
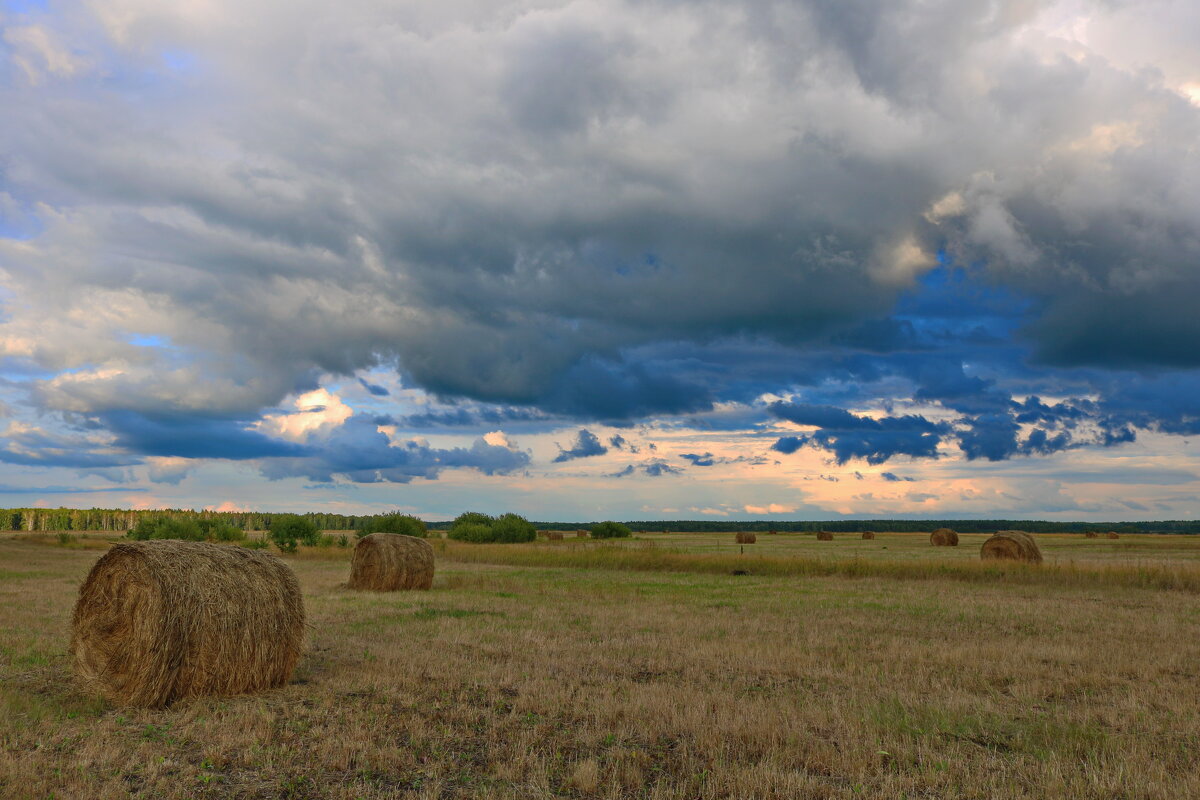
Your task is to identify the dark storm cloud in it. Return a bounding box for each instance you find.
[552,428,608,462]
[2,0,1200,472]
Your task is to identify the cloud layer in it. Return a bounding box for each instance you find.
[1,0,1199,516]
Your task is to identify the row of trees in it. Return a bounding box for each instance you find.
[7,507,1199,534]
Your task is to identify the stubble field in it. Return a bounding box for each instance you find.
[2,530,1199,799]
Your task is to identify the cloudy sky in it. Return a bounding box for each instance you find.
[2,0,1199,521]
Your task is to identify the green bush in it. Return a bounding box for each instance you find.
[127,515,245,542]
[447,511,536,544]
[590,521,632,539]
[269,514,320,553]
[127,516,204,541]
[491,513,537,543]
[452,511,495,528]
[448,522,495,543]
[338,534,350,548]
[243,537,270,550]
[317,534,338,548]
[358,513,427,539]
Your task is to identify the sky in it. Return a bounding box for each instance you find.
[1,0,1200,521]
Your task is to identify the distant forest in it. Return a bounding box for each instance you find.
[3,507,1200,534]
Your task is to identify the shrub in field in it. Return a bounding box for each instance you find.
[197,518,245,542]
[448,522,494,543]
[492,513,536,543]
[590,521,632,539]
[358,512,427,539]
[243,537,270,550]
[269,514,320,553]
[128,516,204,542]
[446,512,536,544]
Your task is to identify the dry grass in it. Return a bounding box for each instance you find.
[71,540,305,708]
[4,533,1200,798]
[347,534,434,592]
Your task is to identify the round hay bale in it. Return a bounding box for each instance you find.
[1085,532,1098,538]
[576,529,588,538]
[930,528,959,547]
[816,531,833,541]
[1107,531,1120,539]
[348,533,434,592]
[980,531,1043,564]
[735,532,756,544]
[547,531,564,541]
[768,529,778,535]
[861,531,875,540]
[71,540,304,708]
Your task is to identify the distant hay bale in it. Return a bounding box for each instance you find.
[816,531,833,541]
[735,532,756,544]
[980,531,1043,564]
[576,529,588,538]
[71,540,304,708]
[861,531,876,540]
[1107,532,1120,539]
[348,533,434,591]
[768,529,778,535]
[1085,532,1099,538]
[547,531,564,541]
[930,528,959,547]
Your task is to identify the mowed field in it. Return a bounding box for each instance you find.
[3,531,1200,799]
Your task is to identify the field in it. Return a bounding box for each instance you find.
[3,530,1200,798]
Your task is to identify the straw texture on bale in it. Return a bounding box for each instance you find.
[816,531,834,541]
[1107,532,1120,539]
[71,540,304,708]
[547,531,564,541]
[347,533,434,591]
[980,531,1043,564]
[735,532,756,544]
[930,528,959,547]
[861,531,876,540]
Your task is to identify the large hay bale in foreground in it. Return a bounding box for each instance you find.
[348,533,434,591]
[980,531,1042,564]
[816,531,833,541]
[861,531,875,540]
[71,540,304,708]
[735,532,756,544]
[1107,532,1120,539]
[930,528,959,547]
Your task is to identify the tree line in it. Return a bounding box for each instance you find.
[5,507,1199,534]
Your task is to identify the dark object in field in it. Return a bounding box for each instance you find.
[731,569,749,576]
[735,532,756,544]
[930,528,959,547]
[768,529,778,535]
[861,531,876,540]
[1085,532,1099,538]
[547,531,564,541]
[816,531,833,541]
[980,531,1043,564]
[348,533,434,591]
[576,529,589,538]
[1107,532,1120,539]
[71,540,304,708]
